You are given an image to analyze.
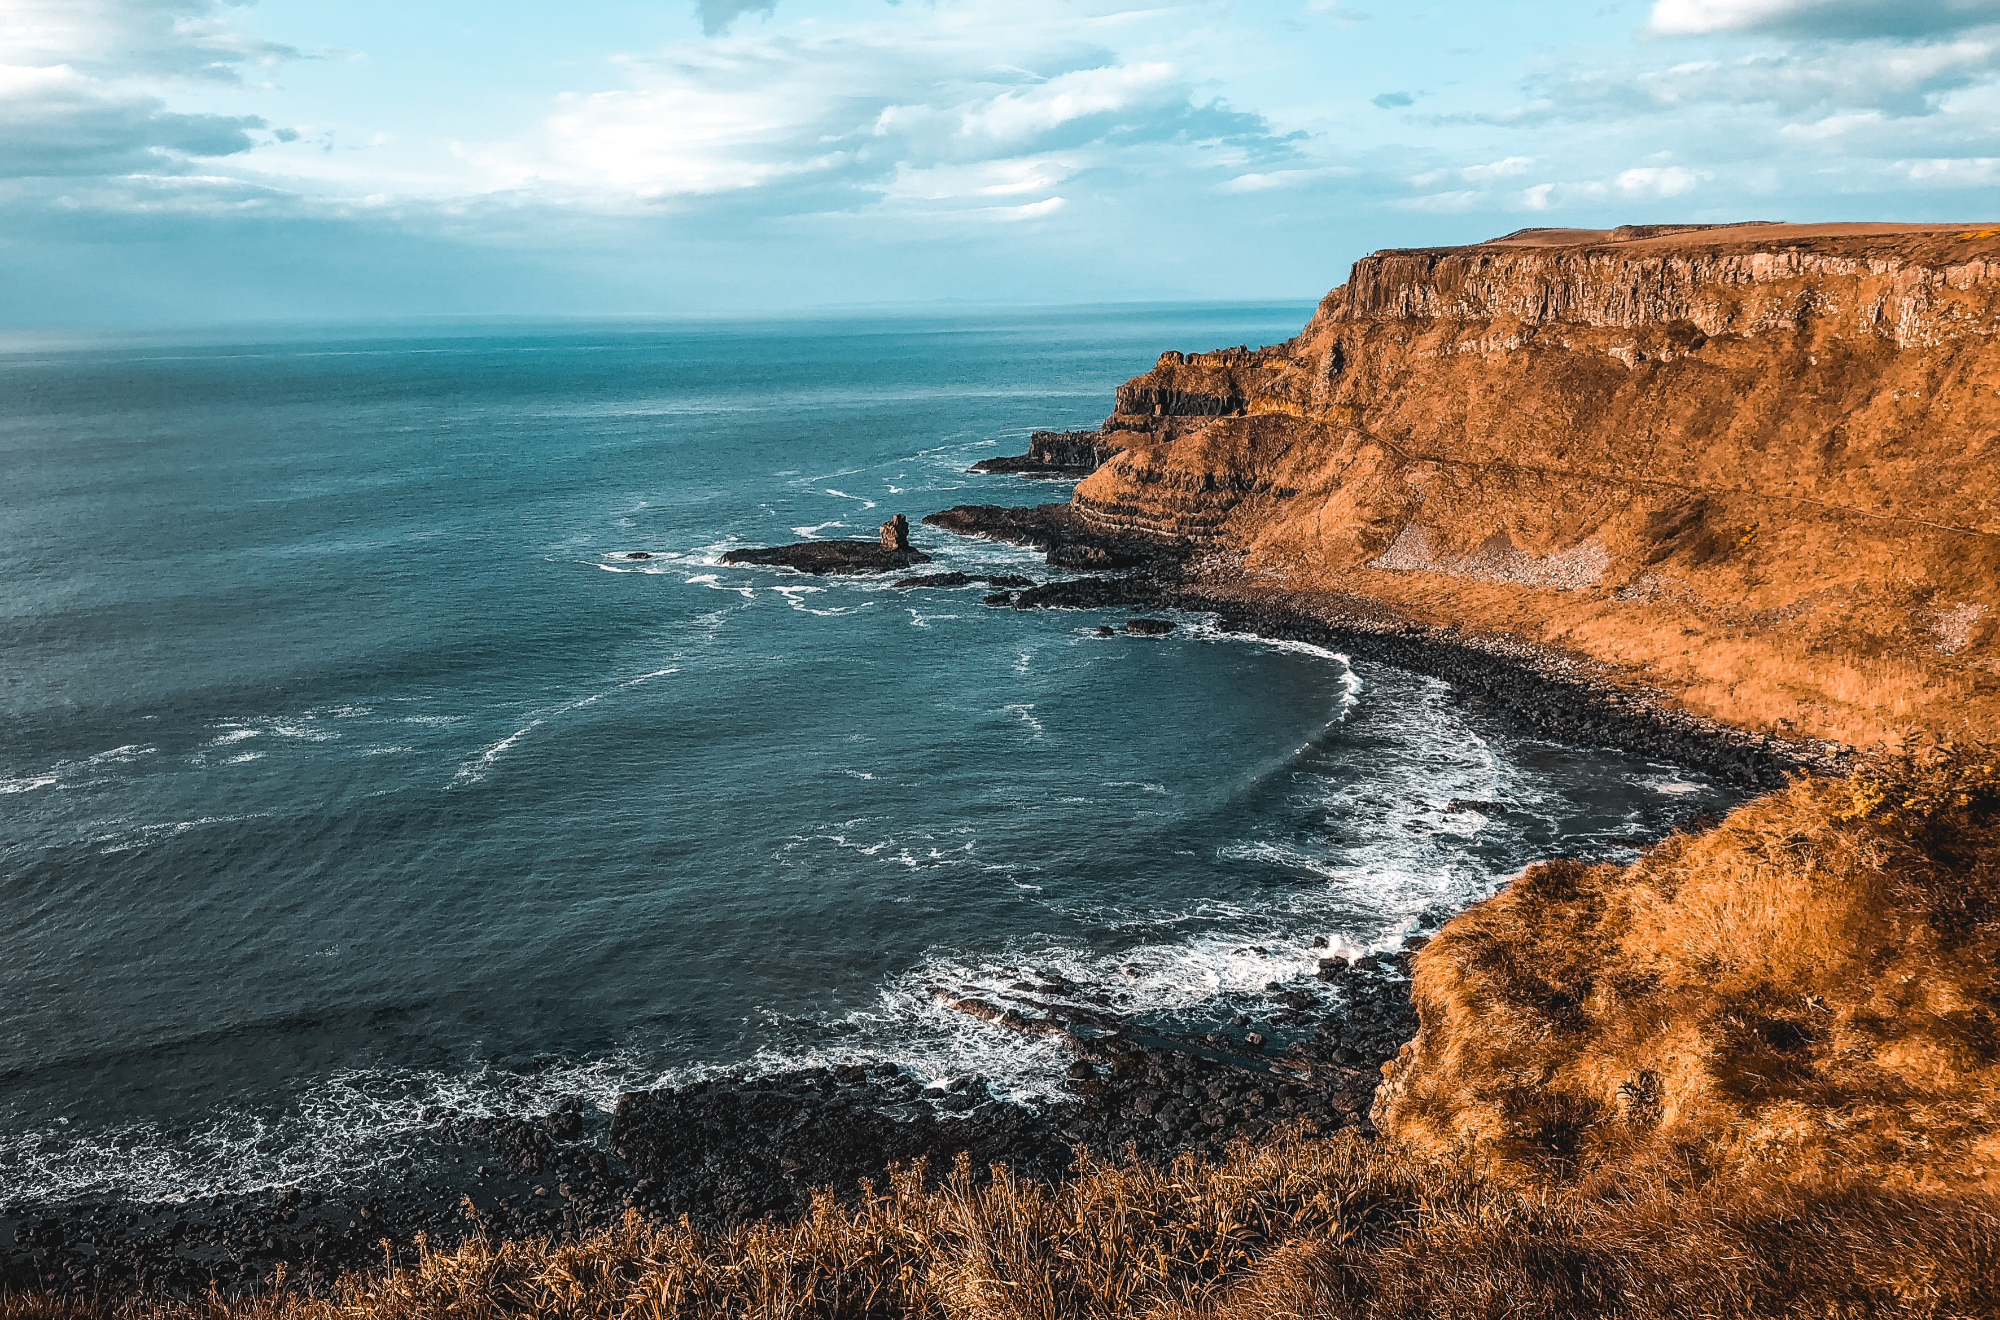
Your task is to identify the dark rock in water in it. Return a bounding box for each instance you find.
[983,591,1015,606]
[880,513,911,549]
[924,503,1087,550]
[1096,625,1115,637]
[1013,576,1162,612]
[720,541,929,575]
[893,572,1036,590]
[1125,618,1175,636]
[923,502,1174,572]
[624,551,653,560]
[969,430,1113,477]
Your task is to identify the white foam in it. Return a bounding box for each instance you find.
[454,668,679,784]
[775,584,875,616]
[791,521,843,538]
[0,1055,701,1209]
[96,812,274,855]
[686,573,756,599]
[1,744,158,794]
[0,773,60,794]
[1642,776,1705,795]
[1003,703,1045,739]
[823,488,879,510]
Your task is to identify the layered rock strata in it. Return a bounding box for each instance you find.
[970,429,1117,477]
[1068,222,2000,749]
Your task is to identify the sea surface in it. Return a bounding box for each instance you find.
[0,307,1742,1208]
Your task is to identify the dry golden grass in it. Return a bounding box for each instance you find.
[1379,738,2000,1191]
[7,1130,1997,1320]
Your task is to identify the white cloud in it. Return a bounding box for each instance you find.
[0,0,291,181]
[1616,163,1705,194]
[1460,153,1533,181]
[1650,0,2000,39]
[0,0,297,81]
[957,62,1182,146]
[471,4,1289,215]
[1220,165,1355,191]
[998,194,1066,219]
[1901,154,2000,182]
[1397,188,1481,211]
[884,154,1081,200]
[1515,33,2000,121]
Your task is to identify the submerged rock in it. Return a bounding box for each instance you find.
[1124,618,1176,636]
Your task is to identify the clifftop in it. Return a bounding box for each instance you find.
[1325,221,2000,346]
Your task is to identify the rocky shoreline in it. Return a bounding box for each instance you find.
[2,480,1827,1301]
[924,497,1837,788]
[0,950,1416,1298]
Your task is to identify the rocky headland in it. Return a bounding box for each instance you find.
[13,222,2000,1315]
[932,221,2000,1208]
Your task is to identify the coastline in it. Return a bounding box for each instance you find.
[2,512,1754,1299]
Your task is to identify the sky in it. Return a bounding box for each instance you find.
[4,0,2000,323]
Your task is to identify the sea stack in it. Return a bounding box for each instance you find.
[880,513,911,549]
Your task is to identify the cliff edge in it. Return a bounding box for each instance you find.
[1077,221,2000,750]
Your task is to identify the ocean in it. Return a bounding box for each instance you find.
[0,306,1741,1208]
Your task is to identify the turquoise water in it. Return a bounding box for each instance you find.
[0,307,1740,1205]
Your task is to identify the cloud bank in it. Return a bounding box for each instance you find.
[4,0,2000,322]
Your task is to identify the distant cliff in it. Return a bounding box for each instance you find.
[1075,222,2000,750]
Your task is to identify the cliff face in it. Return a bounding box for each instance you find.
[1077,222,2000,748]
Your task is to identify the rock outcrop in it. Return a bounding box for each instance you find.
[720,540,928,575]
[1071,222,2000,749]
[970,429,1118,477]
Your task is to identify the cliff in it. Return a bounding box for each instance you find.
[1076,222,2000,750]
[1069,222,2000,1198]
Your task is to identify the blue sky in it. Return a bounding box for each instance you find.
[5,0,2000,322]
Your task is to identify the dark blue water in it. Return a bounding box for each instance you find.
[0,308,1740,1206]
